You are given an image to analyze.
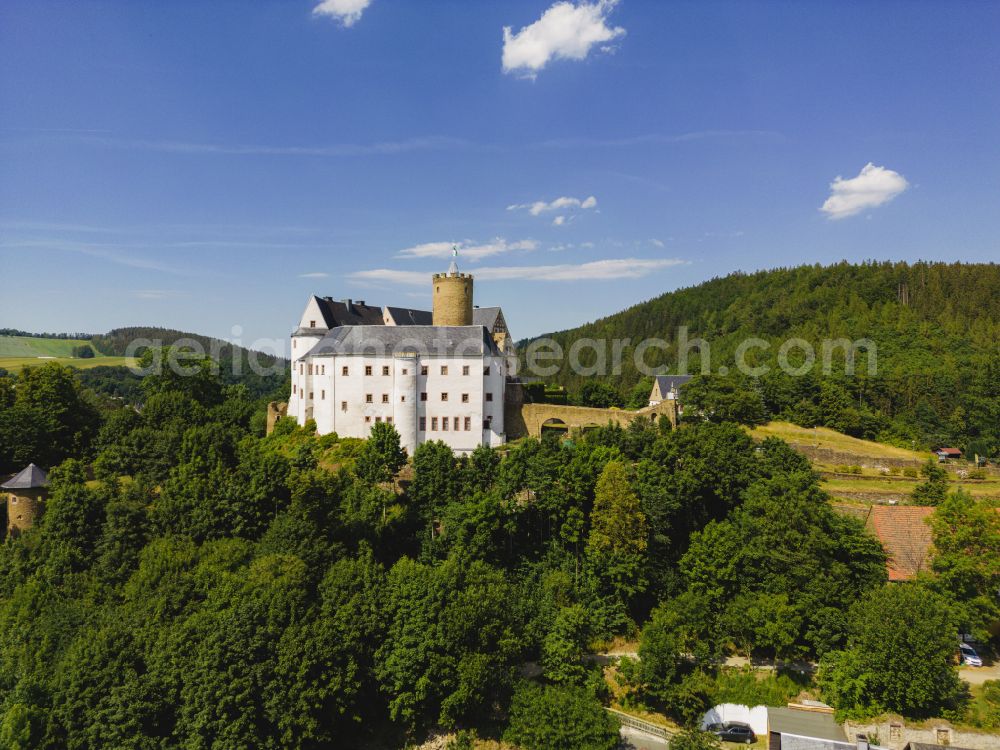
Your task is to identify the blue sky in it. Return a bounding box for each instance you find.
[2,0,998,351]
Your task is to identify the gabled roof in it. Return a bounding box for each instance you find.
[2,463,49,490]
[653,375,692,394]
[935,447,962,456]
[472,307,502,330]
[385,306,433,326]
[866,506,935,581]
[307,325,502,358]
[312,296,384,328]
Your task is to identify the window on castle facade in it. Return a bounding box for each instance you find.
[375,416,382,423]
[310,320,316,328]
[382,365,390,376]
[453,417,460,431]
[420,392,427,401]
[441,366,448,375]
[321,390,325,399]
[484,366,491,375]
[441,393,448,401]
[308,364,313,375]
[486,392,493,402]
[365,365,373,376]
[366,394,373,403]
[365,416,371,423]
[341,401,348,411]
[419,416,426,431]
[382,394,389,403]
[461,393,469,403]
[464,417,471,431]
[386,416,393,424]
[442,418,449,431]
[309,392,313,400]
[431,417,438,431]
[462,365,470,375]
[342,366,349,376]
[421,365,428,376]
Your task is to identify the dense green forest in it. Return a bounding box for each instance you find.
[0,355,997,748]
[525,261,1000,457]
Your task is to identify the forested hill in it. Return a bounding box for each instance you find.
[90,326,284,365]
[524,261,1000,454]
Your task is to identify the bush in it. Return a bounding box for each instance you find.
[503,682,619,750]
[903,467,919,478]
[713,668,807,707]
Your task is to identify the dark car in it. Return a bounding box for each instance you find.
[707,721,757,744]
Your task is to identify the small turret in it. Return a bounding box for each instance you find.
[2,463,49,538]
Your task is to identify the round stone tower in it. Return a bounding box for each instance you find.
[432,258,473,327]
[2,463,49,538]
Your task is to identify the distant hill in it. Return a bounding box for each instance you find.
[1,327,289,401]
[524,261,1000,455]
[0,335,94,359]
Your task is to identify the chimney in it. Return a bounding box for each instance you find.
[343,298,354,313]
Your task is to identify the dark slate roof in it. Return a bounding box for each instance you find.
[472,307,502,330]
[385,306,433,326]
[2,463,49,490]
[307,325,501,358]
[654,375,692,393]
[313,296,384,328]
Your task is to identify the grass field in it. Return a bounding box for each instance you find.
[824,475,1000,501]
[0,335,138,373]
[749,421,931,461]
[0,335,93,358]
[0,356,136,373]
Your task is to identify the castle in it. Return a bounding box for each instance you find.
[288,258,514,455]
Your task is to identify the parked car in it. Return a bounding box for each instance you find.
[959,643,983,667]
[708,721,757,744]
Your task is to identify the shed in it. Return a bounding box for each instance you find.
[768,706,847,750]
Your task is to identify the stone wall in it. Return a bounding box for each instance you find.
[845,718,1000,750]
[266,401,288,435]
[512,399,678,439]
[794,445,925,470]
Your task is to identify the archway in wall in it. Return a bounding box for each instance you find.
[540,417,569,435]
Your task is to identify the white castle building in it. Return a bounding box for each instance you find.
[288,260,513,455]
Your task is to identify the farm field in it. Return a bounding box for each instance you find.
[0,335,137,373]
[0,356,136,373]
[0,335,92,358]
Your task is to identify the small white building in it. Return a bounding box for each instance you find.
[288,262,510,455]
[648,374,692,406]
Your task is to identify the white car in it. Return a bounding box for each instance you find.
[959,643,983,667]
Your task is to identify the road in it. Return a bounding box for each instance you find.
[620,726,671,750]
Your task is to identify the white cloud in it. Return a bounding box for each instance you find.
[552,216,567,226]
[396,238,537,261]
[312,0,372,27]
[350,257,685,286]
[820,162,909,220]
[508,195,598,216]
[350,269,429,286]
[649,238,665,248]
[299,272,329,278]
[502,0,625,78]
